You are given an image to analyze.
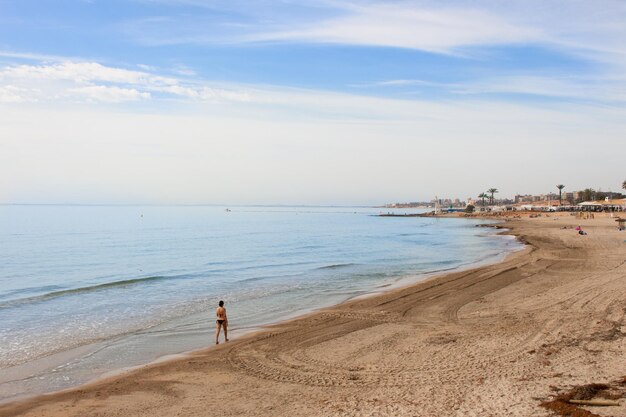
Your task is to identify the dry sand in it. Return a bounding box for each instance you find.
[1,214,625,417]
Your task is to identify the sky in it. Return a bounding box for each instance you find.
[1,0,625,205]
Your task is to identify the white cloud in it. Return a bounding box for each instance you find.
[371,75,626,103]
[0,50,72,62]
[375,80,433,87]
[71,85,151,103]
[0,61,254,105]
[125,2,541,54]
[156,85,251,102]
[0,85,35,103]
[453,75,626,102]
[0,62,178,86]
[170,65,197,77]
[1,53,625,117]
[245,5,540,54]
[136,64,158,72]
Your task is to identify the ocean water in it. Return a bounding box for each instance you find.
[0,205,521,400]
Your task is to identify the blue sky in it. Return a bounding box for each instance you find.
[1,0,625,204]
[0,1,606,98]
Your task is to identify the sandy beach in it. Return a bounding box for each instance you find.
[1,214,625,417]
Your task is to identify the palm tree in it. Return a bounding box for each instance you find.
[556,184,565,206]
[478,193,488,207]
[487,188,498,205]
[623,180,626,190]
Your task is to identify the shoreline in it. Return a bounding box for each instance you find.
[0,220,531,410]
[0,217,519,405]
[0,219,527,410]
[2,214,625,416]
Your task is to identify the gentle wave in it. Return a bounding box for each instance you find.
[0,276,172,309]
[315,263,357,270]
[235,260,314,272]
[0,284,65,301]
[234,272,305,285]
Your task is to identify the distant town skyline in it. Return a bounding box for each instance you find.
[1,1,625,205]
[385,187,626,209]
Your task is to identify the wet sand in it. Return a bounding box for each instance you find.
[1,214,625,416]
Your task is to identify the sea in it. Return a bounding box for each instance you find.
[0,205,522,401]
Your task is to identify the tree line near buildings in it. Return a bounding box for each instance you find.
[385,181,625,210]
[475,182,626,208]
[478,188,499,206]
[560,186,625,205]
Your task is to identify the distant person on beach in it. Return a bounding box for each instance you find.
[215,300,229,344]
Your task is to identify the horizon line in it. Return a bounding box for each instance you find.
[0,203,385,208]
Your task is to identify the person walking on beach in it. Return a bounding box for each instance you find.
[215,300,229,344]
